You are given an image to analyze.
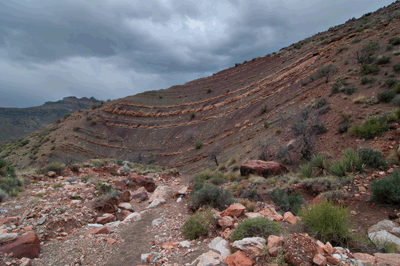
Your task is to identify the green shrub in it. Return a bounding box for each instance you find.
[264,121,269,128]
[231,217,280,241]
[394,64,400,74]
[343,87,356,95]
[358,148,386,168]
[63,113,71,119]
[73,126,80,132]
[190,112,196,119]
[192,170,213,184]
[376,56,391,65]
[299,200,350,244]
[362,41,380,55]
[348,118,387,139]
[361,77,375,85]
[190,184,233,210]
[260,104,268,115]
[20,140,30,147]
[389,37,400,46]
[313,122,327,134]
[240,190,259,201]
[195,141,203,149]
[299,163,313,178]
[90,121,97,126]
[328,149,363,177]
[385,79,398,88]
[0,189,8,202]
[269,189,303,215]
[55,119,61,124]
[315,98,326,109]
[371,170,400,204]
[338,123,349,133]
[95,181,112,193]
[362,65,380,75]
[378,91,396,103]
[0,177,21,194]
[181,208,215,240]
[210,172,228,185]
[41,162,65,175]
[206,87,212,93]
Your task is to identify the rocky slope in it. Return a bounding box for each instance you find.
[2,3,400,173]
[0,97,99,145]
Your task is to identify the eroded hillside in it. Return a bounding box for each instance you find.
[2,2,400,173]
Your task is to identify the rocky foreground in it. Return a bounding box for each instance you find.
[0,161,399,265]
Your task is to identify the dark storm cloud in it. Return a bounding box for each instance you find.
[0,0,395,107]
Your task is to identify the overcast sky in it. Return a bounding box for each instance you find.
[0,0,394,108]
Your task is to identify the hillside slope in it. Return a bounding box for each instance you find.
[0,97,99,145]
[2,2,400,172]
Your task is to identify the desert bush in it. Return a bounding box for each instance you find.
[361,77,375,85]
[41,162,65,175]
[389,37,400,46]
[376,56,391,65]
[260,104,268,115]
[314,98,327,109]
[210,172,228,185]
[19,140,30,147]
[90,121,97,126]
[328,149,363,177]
[264,121,269,128]
[393,64,400,74]
[362,41,380,55]
[195,141,203,149]
[240,190,259,201]
[95,181,112,194]
[0,189,8,202]
[299,163,313,178]
[269,189,304,215]
[312,122,327,134]
[63,113,71,119]
[362,65,380,75]
[371,170,400,205]
[227,157,237,166]
[378,91,396,103]
[348,117,387,139]
[385,79,398,88]
[206,87,212,93]
[190,184,233,210]
[343,87,356,95]
[299,200,350,244]
[190,112,196,119]
[181,208,215,240]
[192,170,213,184]
[358,148,386,168]
[230,217,280,241]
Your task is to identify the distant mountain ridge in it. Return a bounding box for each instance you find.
[0,96,99,144]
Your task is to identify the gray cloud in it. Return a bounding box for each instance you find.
[0,0,394,107]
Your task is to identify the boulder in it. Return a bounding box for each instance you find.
[218,216,234,228]
[128,175,156,192]
[313,254,327,266]
[232,237,267,256]
[149,186,171,203]
[240,160,288,178]
[374,253,400,266]
[269,247,279,257]
[352,253,376,264]
[191,250,222,266]
[97,213,115,224]
[208,237,231,259]
[283,212,297,224]
[368,220,398,234]
[123,213,141,223]
[85,226,110,236]
[47,171,56,178]
[118,165,130,176]
[0,233,18,244]
[267,235,283,249]
[131,187,149,201]
[368,230,400,250]
[220,203,246,218]
[118,202,134,212]
[224,250,254,266]
[283,233,317,266]
[121,191,131,202]
[0,232,40,259]
[115,210,132,221]
[114,181,127,191]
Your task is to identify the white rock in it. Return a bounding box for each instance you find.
[179,240,191,248]
[177,197,182,203]
[190,250,222,266]
[152,218,163,227]
[368,230,400,250]
[232,237,267,256]
[87,223,104,227]
[118,202,134,211]
[149,186,172,203]
[245,212,261,219]
[332,254,342,261]
[147,198,166,208]
[123,213,141,223]
[208,237,230,259]
[368,220,398,234]
[0,233,17,244]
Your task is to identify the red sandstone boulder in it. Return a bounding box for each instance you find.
[128,175,156,192]
[240,160,288,178]
[0,232,40,259]
[283,233,317,266]
[225,250,253,266]
[220,203,246,218]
